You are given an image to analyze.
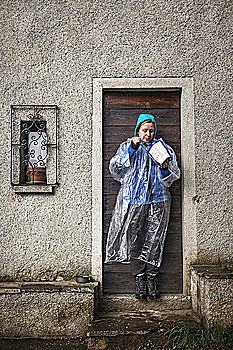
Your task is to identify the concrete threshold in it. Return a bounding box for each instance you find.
[98,293,191,314]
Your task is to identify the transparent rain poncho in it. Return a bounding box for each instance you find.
[105,138,180,267]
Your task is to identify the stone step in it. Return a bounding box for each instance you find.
[98,293,191,315]
[87,310,200,350]
[0,281,98,339]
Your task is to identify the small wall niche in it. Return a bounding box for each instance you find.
[11,105,58,193]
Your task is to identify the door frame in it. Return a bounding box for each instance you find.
[92,77,196,295]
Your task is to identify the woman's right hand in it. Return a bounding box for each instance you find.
[132,137,141,145]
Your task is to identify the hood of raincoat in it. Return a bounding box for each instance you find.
[134,114,157,137]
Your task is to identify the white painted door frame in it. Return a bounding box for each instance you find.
[92,77,196,295]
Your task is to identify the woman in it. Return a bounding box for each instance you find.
[105,114,180,299]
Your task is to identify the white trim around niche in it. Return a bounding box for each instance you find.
[92,78,197,295]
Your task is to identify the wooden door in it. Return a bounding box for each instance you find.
[103,90,182,294]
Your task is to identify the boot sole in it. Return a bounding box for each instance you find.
[135,295,147,300]
[148,293,160,299]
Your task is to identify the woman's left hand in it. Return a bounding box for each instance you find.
[160,160,169,169]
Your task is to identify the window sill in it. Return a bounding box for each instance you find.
[13,185,57,193]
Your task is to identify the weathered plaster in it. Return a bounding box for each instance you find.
[0,0,232,285]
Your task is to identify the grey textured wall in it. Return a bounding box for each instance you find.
[0,0,232,281]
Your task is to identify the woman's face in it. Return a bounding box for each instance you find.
[138,122,155,142]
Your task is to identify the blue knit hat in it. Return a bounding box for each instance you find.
[134,114,157,136]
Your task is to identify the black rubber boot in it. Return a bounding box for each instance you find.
[135,274,147,300]
[146,274,160,299]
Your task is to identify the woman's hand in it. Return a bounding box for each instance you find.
[160,160,170,169]
[132,137,141,145]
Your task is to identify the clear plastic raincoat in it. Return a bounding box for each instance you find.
[105,138,180,267]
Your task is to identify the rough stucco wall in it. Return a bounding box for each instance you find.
[0,0,232,281]
[191,4,233,263]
